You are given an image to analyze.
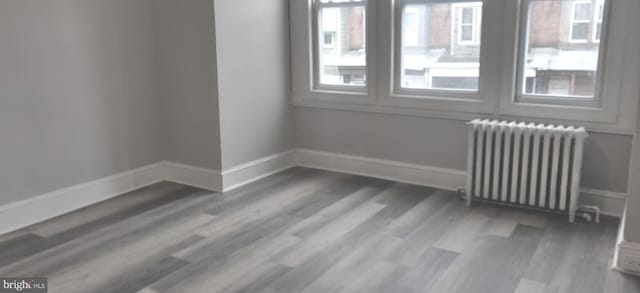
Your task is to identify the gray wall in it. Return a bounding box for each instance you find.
[214,0,293,170]
[0,0,292,208]
[0,0,631,211]
[153,0,222,170]
[294,107,632,193]
[623,84,640,242]
[624,125,640,242]
[0,0,161,206]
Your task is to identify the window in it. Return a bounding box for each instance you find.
[396,1,483,92]
[518,0,607,100]
[314,0,367,89]
[570,1,592,42]
[593,0,604,42]
[292,0,634,130]
[324,32,336,47]
[454,3,482,45]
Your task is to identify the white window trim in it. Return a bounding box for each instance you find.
[290,0,376,105]
[453,3,482,46]
[593,0,604,43]
[313,1,367,93]
[377,0,497,115]
[569,1,592,43]
[498,0,630,126]
[290,0,640,135]
[515,0,608,107]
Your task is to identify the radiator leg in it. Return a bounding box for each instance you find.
[458,188,471,206]
[569,210,576,223]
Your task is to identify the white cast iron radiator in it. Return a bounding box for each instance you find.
[465,120,588,222]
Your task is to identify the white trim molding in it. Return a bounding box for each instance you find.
[0,163,167,236]
[162,162,222,192]
[0,153,294,235]
[294,149,627,217]
[615,241,640,276]
[0,149,628,236]
[221,151,296,192]
[613,208,640,276]
[579,188,627,218]
[291,0,640,135]
[294,149,467,192]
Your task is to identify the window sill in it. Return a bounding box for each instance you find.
[293,89,374,106]
[292,94,635,135]
[379,93,494,115]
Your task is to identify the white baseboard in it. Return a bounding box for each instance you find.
[613,208,640,276]
[0,163,166,236]
[579,188,627,218]
[294,149,466,192]
[293,149,627,217]
[614,241,640,276]
[0,154,289,236]
[221,151,295,192]
[0,148,629,236]
[162,161,222,192]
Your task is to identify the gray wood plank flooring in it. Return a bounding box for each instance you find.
[0,167,638,293]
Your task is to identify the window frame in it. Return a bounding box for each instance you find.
[389,0,494,107]
[290,0,639,134]
[312,0,368,93]
[498,0,628,126]
[290,0,377,106]
[513,0,611,108]
[375,0,499,115]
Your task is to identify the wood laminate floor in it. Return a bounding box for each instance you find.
[1,167,639,293]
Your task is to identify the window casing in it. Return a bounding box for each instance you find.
[313,0,368,92]
[516,0,610,107]
[290,0,637,132]
[393,0,486,98]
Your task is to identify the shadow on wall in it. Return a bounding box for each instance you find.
[581,132,631,192]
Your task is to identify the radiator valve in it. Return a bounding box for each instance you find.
[578,205,601,223]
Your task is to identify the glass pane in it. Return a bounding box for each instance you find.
[399,1,482,91]
[432,77,478,90]
[461,25,473,41]
[522,0,605,98]
[318,5,366,86]
[462,7,473,24]
[573,3,591,20]
[319,0,364,3]
[572,23,589,40]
